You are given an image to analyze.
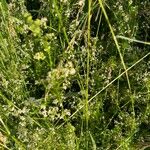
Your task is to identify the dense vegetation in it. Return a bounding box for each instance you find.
[0,0,150,149]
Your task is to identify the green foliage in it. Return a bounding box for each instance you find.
[0,0,150,149]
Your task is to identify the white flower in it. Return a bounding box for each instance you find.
[78,0,85,6]
[60,0,67,3]
[0,132,7,144]
[69,68,76,75]
[34,52,45,60]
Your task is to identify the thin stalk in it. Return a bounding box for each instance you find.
[116,35,150,45]
[98,0,131,91]
[98,0,136,118]
[85,0,92,148]
[96,9,102,37]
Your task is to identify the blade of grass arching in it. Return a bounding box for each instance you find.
[98,0,131,91]
[116,35,150,45]
[57,52,150,129]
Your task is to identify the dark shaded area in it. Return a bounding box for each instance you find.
[26,78,45,99]
[25,0,41,19]
[6,0,11,4]
[137,2,150,40]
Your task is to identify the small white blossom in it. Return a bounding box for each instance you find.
[69,68,76,75]
[60,0,67,3]
[34,52,45,60]
[78,0,85,6]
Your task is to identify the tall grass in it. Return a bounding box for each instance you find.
[0,0,150,149]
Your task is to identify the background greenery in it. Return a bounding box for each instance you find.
[0,0,150,149]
